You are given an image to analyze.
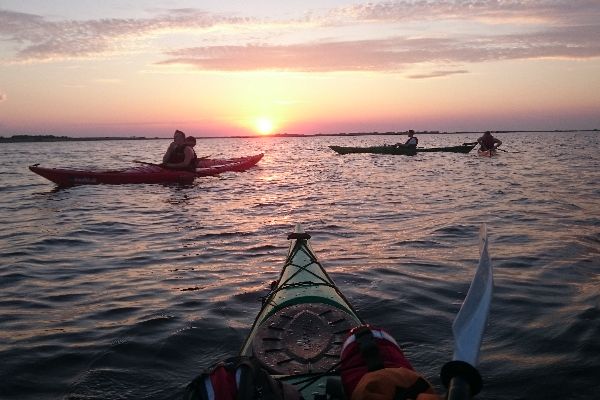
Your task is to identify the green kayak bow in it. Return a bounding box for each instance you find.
[240,224,363,378]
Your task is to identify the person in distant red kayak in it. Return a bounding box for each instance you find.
[477,131,502,151]
[162,132,198,171]
[396,130,418,148]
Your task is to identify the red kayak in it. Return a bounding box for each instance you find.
[30,153,264,186]
[477,149,498,157]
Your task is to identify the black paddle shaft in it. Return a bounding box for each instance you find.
[441,360,483,400]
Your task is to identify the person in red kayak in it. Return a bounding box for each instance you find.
[162,134,198,171]
[162,130,187,164]
[477,131,502,151]
[396,130,418,148]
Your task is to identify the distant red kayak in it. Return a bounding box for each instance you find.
[477,149,498,157]
[30,153,264,186]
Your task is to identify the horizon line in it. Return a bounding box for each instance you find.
[1,129,598,143]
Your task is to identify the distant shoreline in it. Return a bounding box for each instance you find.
[0,129,597,143]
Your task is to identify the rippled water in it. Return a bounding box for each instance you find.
[1,132,599,399]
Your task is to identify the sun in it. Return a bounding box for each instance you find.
[255,117,275,135]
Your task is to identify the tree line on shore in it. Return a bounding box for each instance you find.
[1,129,596,143]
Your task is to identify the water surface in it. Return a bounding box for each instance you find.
[1,132,599,399]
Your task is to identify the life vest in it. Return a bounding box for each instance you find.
[183,357,301,400]
[352,369,440,400]
[186,148,198,171]
[340,326,440,400]
[479,135,495,150]
[165,144,186,163]
[166,145,198,171]
[405,137,418,146]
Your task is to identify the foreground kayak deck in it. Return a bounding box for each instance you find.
[329,143,476,155]
[240,225,363,397]
[29,153,263,186]
[189,225,493,399]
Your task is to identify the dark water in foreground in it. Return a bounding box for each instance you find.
[1,132,599,399]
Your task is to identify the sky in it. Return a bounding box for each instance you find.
[1,0,599,137]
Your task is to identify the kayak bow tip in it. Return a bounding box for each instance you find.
[287,223,311,240]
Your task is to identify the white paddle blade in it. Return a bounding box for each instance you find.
[452,224,494,366]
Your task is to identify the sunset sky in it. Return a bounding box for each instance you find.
[1,1,599,137]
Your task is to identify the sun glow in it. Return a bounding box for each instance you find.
[255,117,275,135]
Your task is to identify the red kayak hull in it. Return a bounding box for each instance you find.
[29,164,196,186]
[195,154,264,176]
[477,149,497,157]
[30,153,264,186]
